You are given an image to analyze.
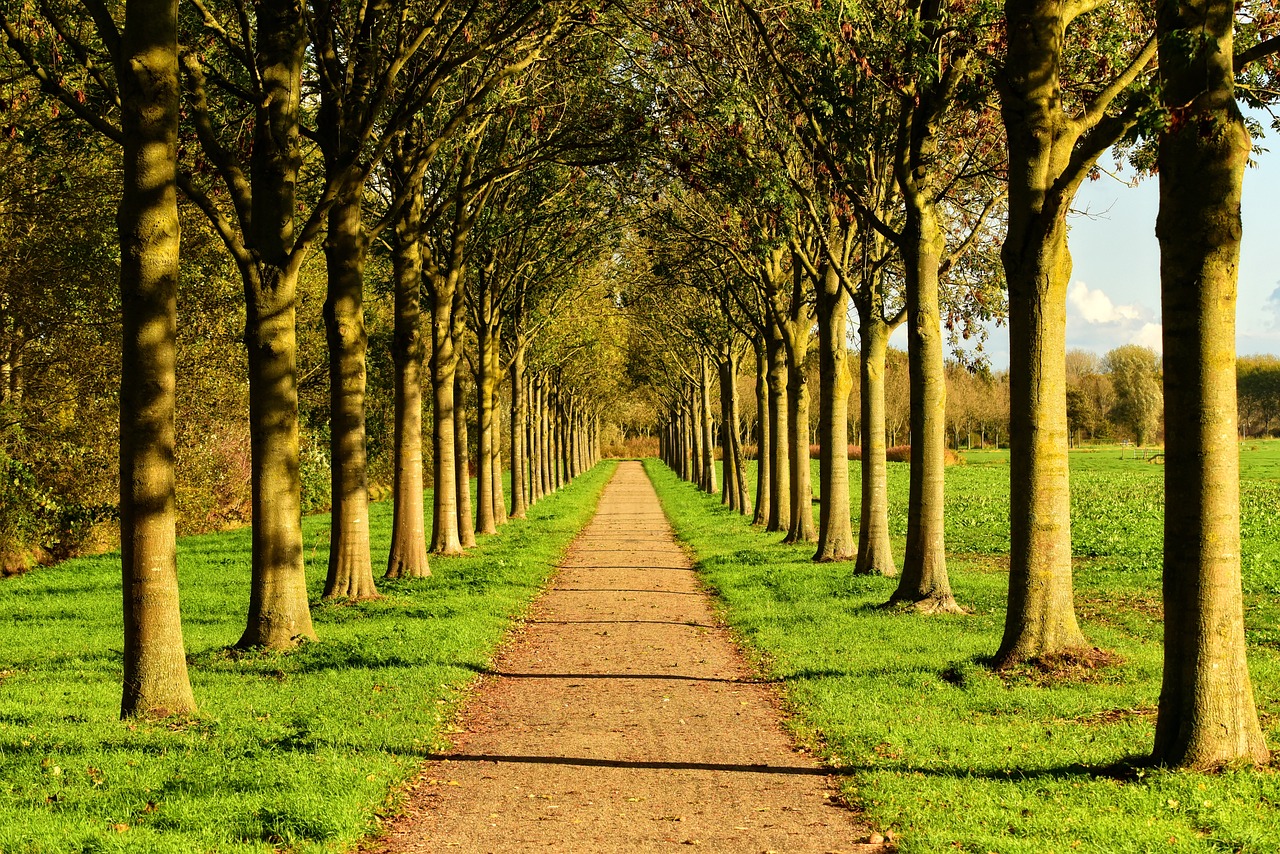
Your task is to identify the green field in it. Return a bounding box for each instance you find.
[0,462,616,854]
[650,445,1280,853]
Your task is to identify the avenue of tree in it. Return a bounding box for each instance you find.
[0,0,1277,773]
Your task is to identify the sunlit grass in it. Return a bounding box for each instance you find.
[0,461,616,853]
[654,455,1280,854]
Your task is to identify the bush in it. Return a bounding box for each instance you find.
[0,449,115,574]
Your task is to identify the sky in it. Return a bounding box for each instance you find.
[889,115,1280,370]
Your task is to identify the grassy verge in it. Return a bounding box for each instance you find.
[648,457,1280,854]
[0,461,616,853]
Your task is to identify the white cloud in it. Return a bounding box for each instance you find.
[1130,322,1163,352]
[1068,281,1142,324]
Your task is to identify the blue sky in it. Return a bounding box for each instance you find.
[889,116,1280,370]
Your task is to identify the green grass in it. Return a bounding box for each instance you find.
[654,452,1280,854]
[0,461,616,854]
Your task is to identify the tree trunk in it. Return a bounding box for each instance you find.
[240,269,316,646]
[428,273,463,555]
[686,399,696,481]
[700,360,717,495]
[687,387,701,486]
[766,327,790,532]
[814,263,854,561]
[322,179,377,600]
[998,222,1085,661]
[718,349,739,511]
[475,315,499,535]
[891,204,959,612]
[554,391,567,489]
[455,368,477,549]
[531,376,544,502]
[855,312,897,576]
[386,159,429,579]
[784,306,816,544]
[509,348,528,519]
[567,400,580,480]
[539,379,552,495]
[995,0,1093,656]
[1152,0,1269,768]
[491,348,507,524]
[236,0,316,649]
[118,0,195,716]
[753,346,771,525]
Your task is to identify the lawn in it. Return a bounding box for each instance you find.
[0,461,616,854]
[648,446,1280,854]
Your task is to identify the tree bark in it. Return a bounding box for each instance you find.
[1152,0,1269,768]
[509,348,528,519]
[783,296,816,544]
[475,308,499,535]
[455,367,477,549]
[321,179,378,600]
[718,348,740,511]
[531,376,545,502]
[236,0,317,649]
[995,0,1100,656]
[554,389,566,489]
[854,312,897,576]
[700,359,718,495]
[999,222,1085,660]
[814,262,854,560]
[891,204,959,612]
[118,0,195,716]
[539,378,553,495]
[386,157,430,579]
[428,270,463,555]
[492,351,507,524]
[766,325,790,532]
[753,345,771,526]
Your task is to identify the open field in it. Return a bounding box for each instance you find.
[0,462,615,854]
[651,446,1280,853]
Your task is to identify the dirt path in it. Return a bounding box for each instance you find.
[375,462,882,852]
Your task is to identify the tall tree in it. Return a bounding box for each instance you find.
[117,0,196,716]
[1152,0,1276,768]
[1105,344,1162,446]
[996,0,1156,663]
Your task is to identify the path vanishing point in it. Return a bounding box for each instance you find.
[375,461,885,852]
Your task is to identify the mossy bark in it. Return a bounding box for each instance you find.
[784,337,816,544]
[999,223,1084,662]
[891,204,959,613]
[475,308,500,535]
[815,263,854,561]
[117,0,195,717]
[996,0,1102,658]
[238,0,315,647]
[854,313,896,577]
[428,270,463,555]
[455,368,477,549]
[386,158,429,580]
[766,325,790,533]
[1152,0,1269,769]
[718,348,748,514]
[509,348,528,519]
[700,360,717,495]
[321,181,377,600]
[753,345,771,526]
